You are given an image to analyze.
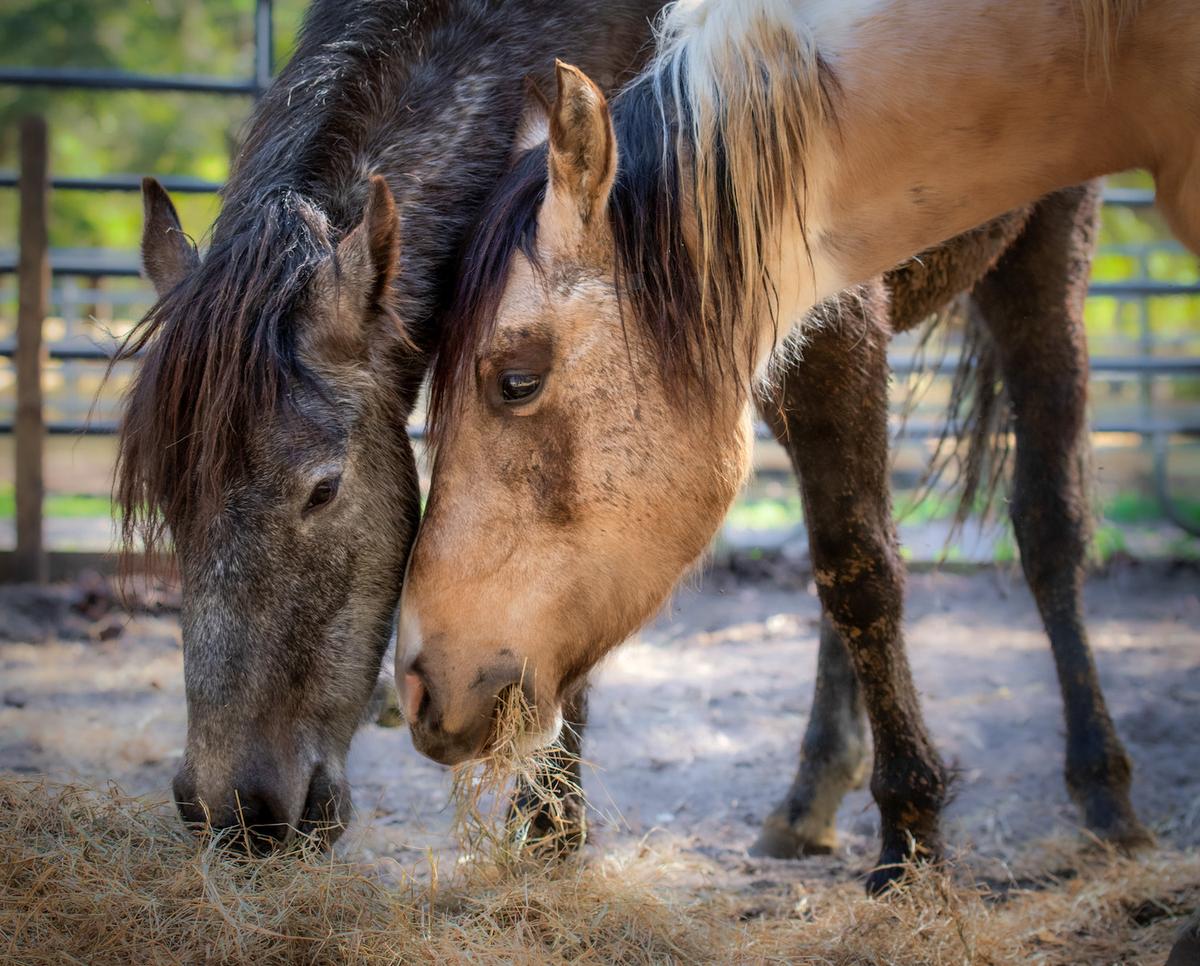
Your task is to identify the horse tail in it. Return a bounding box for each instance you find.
[899,299,1015,538]
[649,0,836,367]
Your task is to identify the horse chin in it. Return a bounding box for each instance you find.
[406,700,565,766]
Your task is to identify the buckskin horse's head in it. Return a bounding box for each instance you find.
[397,65,753,765]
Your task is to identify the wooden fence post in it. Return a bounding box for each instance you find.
[15,116,49,583]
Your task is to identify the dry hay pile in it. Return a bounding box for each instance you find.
[2,697,1197,964]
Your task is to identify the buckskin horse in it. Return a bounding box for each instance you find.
[402,0,1193,890]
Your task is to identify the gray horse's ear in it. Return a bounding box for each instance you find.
[307,176,404,362]
[336,174,401,311]
[544,60,617,234]
[141,177,199,296]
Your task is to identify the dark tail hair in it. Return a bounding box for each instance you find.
[898,298,1013,537]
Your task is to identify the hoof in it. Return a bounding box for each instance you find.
[363,678,405,728]
[1077,788,1155,852]
[508,786,587,859]
[1166,912,1200,966]
[1088,816,1156,853]
[749,811,836,859]
[864,862,908,896]
[864,836,941,896]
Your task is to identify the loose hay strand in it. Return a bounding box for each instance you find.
[449,685,585,873]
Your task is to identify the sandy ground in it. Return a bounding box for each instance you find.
[2,563,1198,906]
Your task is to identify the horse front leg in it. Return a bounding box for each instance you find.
[509,683,589,856]
[757,283,949,893]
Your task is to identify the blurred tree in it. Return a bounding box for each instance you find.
[0,0,305,248]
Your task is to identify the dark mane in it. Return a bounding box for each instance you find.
[429,74,721,443]
[115,193,335,554]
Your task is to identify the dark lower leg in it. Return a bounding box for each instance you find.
[752,615,869,857]
[763,285,948,892]
[510,685,589,855]
[973,183,1149,847]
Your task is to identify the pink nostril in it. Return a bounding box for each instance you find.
[404,672,425,724]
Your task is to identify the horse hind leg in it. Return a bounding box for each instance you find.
[970,181,1152,849]
[751,350,871,860]
[751,614,869,858]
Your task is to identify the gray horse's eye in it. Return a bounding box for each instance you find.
[499,371,542,404]
[304,477,340,514]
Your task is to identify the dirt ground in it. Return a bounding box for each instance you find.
[2,562,1198,934]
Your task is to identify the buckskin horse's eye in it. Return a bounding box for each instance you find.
[499,371,542,404]
[304,477,340,514]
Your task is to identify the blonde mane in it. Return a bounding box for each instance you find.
[650,0,836,367]
[1080,0,1142,82]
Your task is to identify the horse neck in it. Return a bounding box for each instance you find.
[793,0,1179,311]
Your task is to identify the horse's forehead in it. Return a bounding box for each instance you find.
[495,255,618,348]
[259,395,348,466]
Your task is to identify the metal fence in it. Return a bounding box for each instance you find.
[1,0,1198,580]
[0,1,274,579]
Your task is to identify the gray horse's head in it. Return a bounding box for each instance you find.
[123,176,419,850]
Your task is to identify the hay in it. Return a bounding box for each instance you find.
[449,684,583,869]
[3,701,1197,966]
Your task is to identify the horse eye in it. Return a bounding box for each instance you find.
[304,477,340,514]
[499,371,542,404]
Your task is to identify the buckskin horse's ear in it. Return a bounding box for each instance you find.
[141,177,199,296]
[544,60,617,238]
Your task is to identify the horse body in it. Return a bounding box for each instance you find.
[122,0,663,848]
[403,0,1188,885]
[658,0,1197,363]
[123,0,1150,887]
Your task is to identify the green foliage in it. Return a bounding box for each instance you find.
[0,1,307,248]
[0,483,111,518]
[1105,491,1200,528]
[1092,524,1128,561]
[724,495,802,531]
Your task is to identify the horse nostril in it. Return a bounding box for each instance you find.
[173,772,207,828]
[173,780,292,853]
[175,797,209,829]
[227,789,291,853]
